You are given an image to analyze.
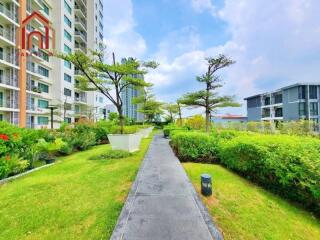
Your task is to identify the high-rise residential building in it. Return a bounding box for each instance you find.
[121,83,144,122]
[245,83,320,129]
[0,0,107,129]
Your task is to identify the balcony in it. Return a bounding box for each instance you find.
[75,30,87,43]
[0,51,19,67]
[0,74,18,88]
[75,17,87,31]
[76,0,87,8]
[75,43,87,53]
[0,4,18,24]
[75,4,87,18]
[0,28,15,45]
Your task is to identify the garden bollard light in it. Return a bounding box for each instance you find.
[201,174,212,196]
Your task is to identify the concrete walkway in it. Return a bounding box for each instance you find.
[111,135,223,240]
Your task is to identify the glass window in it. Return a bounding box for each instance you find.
[310,102,318,116]
[64,88,72,97]
[75,105,80,113]
[64,15,72,28]
[264,97,270,105]
[42,3,49,15]
[299,102,306,116]
[64,0,72,14]
[38,116,49,125]
[38,99,49,109]
[64,44,71,53]
[64,30,72,42]
[64,73,72,83]
[275,108,283,117]
[298,86,306,99]
[38,83,49,93]
[64,60,72,69]
[0,92,3,107]
[309,86,317,99]
[64,117,72,123]
[99,96,103,103]
[274,94,282,104]
[38,66,49,77]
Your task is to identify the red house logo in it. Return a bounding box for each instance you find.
[19,11,55,54]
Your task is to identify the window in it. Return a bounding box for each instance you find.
[64,73,72,83]
[64,60,72,69]
[298,86,306,99]
[64,30,72,41]
[274,94,282,104]
[0,92,3,107]
[310,102,318,116]
[42,3,49,15]
[64,117,72,123]
[309,86,317,99]
[275,108,283,117]
[75,105,80,113]
[64,103,72,110]
[64,44,71,53]
[299,102,306,116]
[64,88,72,97]
[99,96,103,103]
[64,0,72,14]
[38,99,48,109]
[64,15,71,28]
[38,83,49,93]
[38,116,49,125]
[264,97,270,105]
[38,66,49,77]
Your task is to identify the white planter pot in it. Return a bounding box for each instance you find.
[108,133,142,152]
[139,127,154,138]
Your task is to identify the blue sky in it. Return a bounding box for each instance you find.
[103,0,320,116]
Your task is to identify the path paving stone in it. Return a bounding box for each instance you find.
[111,135,223,240]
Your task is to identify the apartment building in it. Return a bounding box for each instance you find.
[245,83,320,129]
[121,83,144,123]
[0,0,106,129]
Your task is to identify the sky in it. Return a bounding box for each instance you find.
[103,0,320,116]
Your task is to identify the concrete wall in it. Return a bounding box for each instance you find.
[246,96,261,121]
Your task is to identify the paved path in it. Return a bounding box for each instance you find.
[111,135,223,240]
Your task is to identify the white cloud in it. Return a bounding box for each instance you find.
[191,0,216,15]
[148,0,320,116]
[103,0,146,59]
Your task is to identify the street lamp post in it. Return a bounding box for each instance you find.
[48,105,58,129]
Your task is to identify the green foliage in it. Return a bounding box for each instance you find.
[170,128,320,216]
[171,132,218,163]
[163,125,186,137]
[89,150,132,160]
[110,125,138,134]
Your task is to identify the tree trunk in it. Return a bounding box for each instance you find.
[205,110,210,133]
[178,106,182,126]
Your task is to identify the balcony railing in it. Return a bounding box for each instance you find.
[0,4,17,22]
[75,5,87,17]
[0,74,18,87]
[0,52,18,65]
[75,96,87,103]
[75,43,87,53]
[0,28,14,43]
[75,30,87,42]
[75,16,87,29]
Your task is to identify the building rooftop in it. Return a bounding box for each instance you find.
[244,82,320,100]
[213,114,247,119]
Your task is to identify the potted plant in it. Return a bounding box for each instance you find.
[108,126,142,152]
[59,48,158,152]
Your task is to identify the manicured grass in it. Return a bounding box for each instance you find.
[183,163,320,240]
[0,136,154,240]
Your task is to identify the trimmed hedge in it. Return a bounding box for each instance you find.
[171,132,218,163]
[170,130,320,216]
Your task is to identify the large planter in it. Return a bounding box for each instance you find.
[108,133,142,152]
[139,127,154,138]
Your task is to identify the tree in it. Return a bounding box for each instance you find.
[180,55,240,132]
[133,87,163,123]
[59,49,158,133]
[176,99,185,126]
[163,103,179,123]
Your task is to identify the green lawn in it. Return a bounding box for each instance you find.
[0,136,154,240]
[184,163,320,240]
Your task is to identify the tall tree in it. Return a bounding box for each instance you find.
[133,87,163,123]
[180,55,240,132]
[163,103,179,123]
[59,50,158,133]
[176,99,185,126]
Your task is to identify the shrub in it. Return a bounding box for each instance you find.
[171,132,218,163]
[109,125,138,134]
[218,134,320,215]
[90,150,132,160]
[185,115,206,130]
[163,125,186,137]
